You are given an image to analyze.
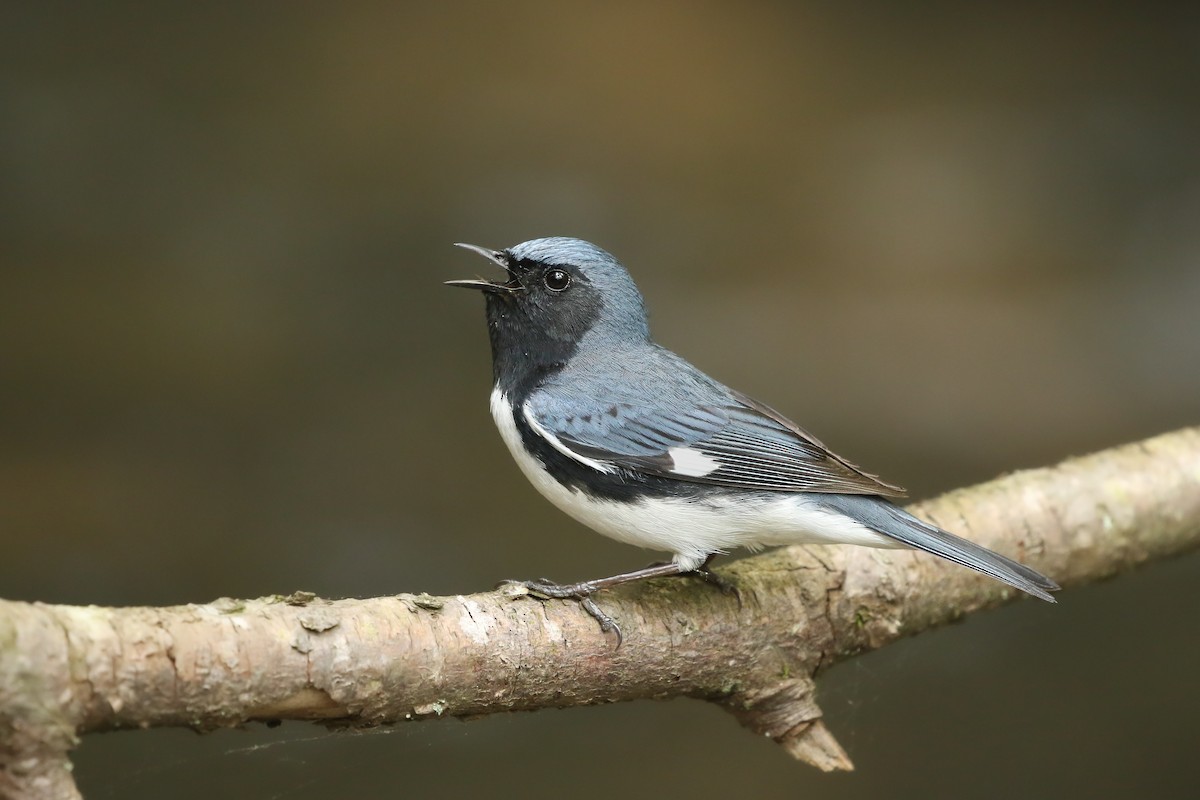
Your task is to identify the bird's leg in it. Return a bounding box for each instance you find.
[511,561,687,598]
[501,561,687,645]
[613,556,732,595]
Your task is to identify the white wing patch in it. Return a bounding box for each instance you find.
[667,446,721,478]
[521,400,616,474]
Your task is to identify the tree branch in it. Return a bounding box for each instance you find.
[3,428,1199,799]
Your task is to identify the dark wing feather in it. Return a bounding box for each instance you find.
[531,389,906,498]
[724,389,905,497]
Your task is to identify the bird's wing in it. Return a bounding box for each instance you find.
[523,388,906,498]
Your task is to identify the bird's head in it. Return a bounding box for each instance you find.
[448,238,650,368]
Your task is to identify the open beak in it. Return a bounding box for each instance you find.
[446,243,520,294]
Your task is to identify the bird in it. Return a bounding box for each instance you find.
[447,237,1058,640]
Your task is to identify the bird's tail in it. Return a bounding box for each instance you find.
[816,494,1060,602]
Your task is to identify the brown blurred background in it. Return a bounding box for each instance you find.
[2,2,1198,798]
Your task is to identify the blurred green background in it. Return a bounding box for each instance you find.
[3,2,1198,798]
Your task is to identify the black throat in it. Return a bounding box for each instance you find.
[483,292,588,403]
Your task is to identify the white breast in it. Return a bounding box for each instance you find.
[489,388,896,571]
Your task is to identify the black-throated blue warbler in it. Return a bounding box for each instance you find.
[448,237,1058,639]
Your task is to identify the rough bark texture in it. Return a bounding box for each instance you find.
[2,428,1198,799]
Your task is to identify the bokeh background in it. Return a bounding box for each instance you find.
[3,2,1199,798]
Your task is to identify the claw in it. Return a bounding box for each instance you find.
[580,597,623,647]
[512,578,592,599]
[495,561,697,646]
[690,567,742,608]
[499,578,621,645]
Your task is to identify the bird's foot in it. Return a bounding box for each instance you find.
[499,578,623,646]
[688,567,742,606]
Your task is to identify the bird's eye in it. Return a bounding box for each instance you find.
[543,268,571,292]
